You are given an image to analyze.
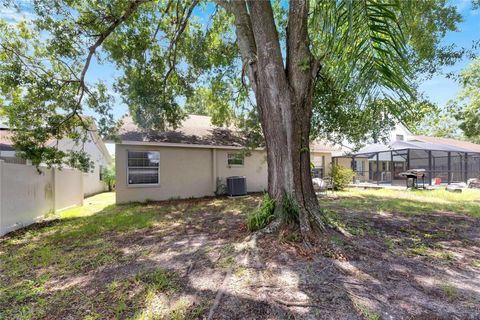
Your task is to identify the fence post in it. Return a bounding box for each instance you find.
[0,160,4,236]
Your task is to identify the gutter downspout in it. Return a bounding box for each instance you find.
[212,148,217,194]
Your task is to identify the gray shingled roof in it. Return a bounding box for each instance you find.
[0,129,15,151]
[410,135,480,153]
[348,138,480,157]
[117,114,342,152]
[118,115,247,147]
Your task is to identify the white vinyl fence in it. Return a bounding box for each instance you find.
[0,160,84,236]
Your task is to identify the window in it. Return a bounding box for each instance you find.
[99,165,103,181]
[227,153,244,166]
[355,160,364,172]
[127,151,160,185]
[312,167,324,179]
[396,134,404,141]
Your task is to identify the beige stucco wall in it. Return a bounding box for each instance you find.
[116,145,270,203]
[116,145,214,203]
[215,149,268,193]
[334,157,352,170]
[116,144,336,204]
[311,152,332,176]
[354,158,369,181]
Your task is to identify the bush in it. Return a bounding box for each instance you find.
[280,194,299,225]
[330,163,355,191]
[101,163,116,191]
[246,193,275,231]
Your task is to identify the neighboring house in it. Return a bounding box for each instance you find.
[333,124,480,185]
[53,128,112,196]
[0,124,112,196]
[0,128,17,161]
[114,114,342,203]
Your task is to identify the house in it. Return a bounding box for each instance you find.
[114,114,342,203]
[0,123,112,196]
[333,125,480,186]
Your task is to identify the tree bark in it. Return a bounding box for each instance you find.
[226,0,327,238]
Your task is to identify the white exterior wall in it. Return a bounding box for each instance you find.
[0,161,83,236]
[0,150,16,158]
[389,123,412,142]
[55,132,110,196]
[83,165,106,196]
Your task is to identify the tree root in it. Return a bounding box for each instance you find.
[207,268,232,320]
[258,217,282,235]
[269,296,329,309]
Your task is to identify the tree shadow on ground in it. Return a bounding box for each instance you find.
[320,192,480,319]
[1,194,479,319]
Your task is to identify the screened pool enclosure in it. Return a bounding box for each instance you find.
[333,140,480,185]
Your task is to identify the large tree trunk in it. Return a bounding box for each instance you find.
[226,0,327,238]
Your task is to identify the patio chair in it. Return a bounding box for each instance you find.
[468,177,480,189]
[313,177,334,196]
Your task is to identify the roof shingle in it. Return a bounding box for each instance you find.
[117,114,341,152]
[410,135,480,153]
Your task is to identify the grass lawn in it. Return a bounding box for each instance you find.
[1,189,479,319]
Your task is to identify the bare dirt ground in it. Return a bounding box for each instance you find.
[1,190,479,319]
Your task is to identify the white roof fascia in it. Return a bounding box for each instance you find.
[118,140,335,153]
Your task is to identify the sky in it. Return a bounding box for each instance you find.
[418,0,480,107]
[84,1,480,120]
[1,0,479,155]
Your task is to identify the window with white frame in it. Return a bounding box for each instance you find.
[227,153,244,166]
[127,151,160,185]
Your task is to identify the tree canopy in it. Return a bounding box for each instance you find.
[0,0,466,170]
[453,57,480,142]
[414,55,480,143]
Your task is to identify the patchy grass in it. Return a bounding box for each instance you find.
[0,192,261,319]
[332,188,480,217]
[441,283,459,301]
[355,302,381,320]
[1,189,479,319]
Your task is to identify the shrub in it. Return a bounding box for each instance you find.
[330,164,355,191]
[246,193,275,231]
[101,163,116,191]
[280,194,299,225]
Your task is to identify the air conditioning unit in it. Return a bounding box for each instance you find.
[226,176,247,197]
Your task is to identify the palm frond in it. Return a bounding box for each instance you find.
[310,0,413,103]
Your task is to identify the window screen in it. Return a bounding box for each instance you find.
[355,160,364,172]
[227,153,244,166]
[127,151,160,185]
